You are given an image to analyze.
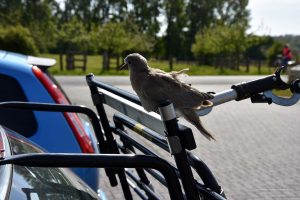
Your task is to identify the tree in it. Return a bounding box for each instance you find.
[89,0,110,24]
[267,41,283,67]
[95,22,128,70]
[93,21,154,71]
[184,0,250,60]
[0,0,57,53]
[192,24,247,70]
[63,0,93,29]
[0,0,23,26]
[0,25,38,55]
[214,0,249,26]
[21,0,57,52]
[128,0,161,36]
[86,0,128,24]
[56,18,93,53]
[244,35,273,67]
[164,0,187,70]
[185,0,216,59]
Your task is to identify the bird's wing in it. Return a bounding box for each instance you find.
[142,69,213,109]
[153,68,189,80]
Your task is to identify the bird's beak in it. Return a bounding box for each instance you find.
[120,63,128,70]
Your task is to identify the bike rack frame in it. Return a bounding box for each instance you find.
[86,74,226,200]
[0,153,184,200]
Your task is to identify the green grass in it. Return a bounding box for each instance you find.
[42,54,292,97]
[42,53,274,76]
[272,89,293,97]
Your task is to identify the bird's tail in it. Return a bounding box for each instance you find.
[180,108,215,141]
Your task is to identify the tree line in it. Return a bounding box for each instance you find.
[0,0,295,71]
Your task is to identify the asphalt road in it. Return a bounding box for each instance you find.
[56,75,300,200]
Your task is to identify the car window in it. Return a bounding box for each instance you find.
[8,133,99,200]
[0,74,38,137]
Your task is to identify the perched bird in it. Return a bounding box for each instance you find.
[121,53,215,140]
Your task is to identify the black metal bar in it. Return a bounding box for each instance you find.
[86,74,141,105]
[114,130,164,162]
[145,168,167,187]
[145,168,223,200]
[0,101,104,146]
[0,153,184,200]
[114,114,220,197]
[114,118,152,188]
[158,102,200,200]
[126,180,148,200]
[117,142,179,198]
[86,82,116,148]
[86,74,133,199]
[114,129,180,178]
[195,183,226,200]
[125,169,160,200]
[115,113,224,197]
[113,114,169,151]
[116,141,172,186]
[187,152,222,195]
[118,171,133,200]
[118,137,205,200]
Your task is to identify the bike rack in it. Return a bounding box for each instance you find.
[86,74,226,200]
[0,153,184,200]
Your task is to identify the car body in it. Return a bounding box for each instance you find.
[0,125,100,200]
[0,50,100,191]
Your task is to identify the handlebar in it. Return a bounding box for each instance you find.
[197,66,300,116]
[231,67,290,101]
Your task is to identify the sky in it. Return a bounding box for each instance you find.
[248,0,300,36]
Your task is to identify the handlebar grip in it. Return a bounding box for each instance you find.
[231,75,282,101]
[291,79,300,93]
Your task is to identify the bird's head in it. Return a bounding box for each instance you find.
[120,53,149,71]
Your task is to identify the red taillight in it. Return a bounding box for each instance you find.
[32,66,94,153]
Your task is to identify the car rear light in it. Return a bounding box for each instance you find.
[32,66,94,153]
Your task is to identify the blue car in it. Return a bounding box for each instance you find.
[0,125,101,200]
[0,50,101,192]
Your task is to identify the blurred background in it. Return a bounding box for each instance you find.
[0,0,299,75]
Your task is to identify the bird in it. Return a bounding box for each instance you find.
[121,53,215,140]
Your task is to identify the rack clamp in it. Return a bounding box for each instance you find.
[178,125,197,151]
[251,93,273,104]
[259,79,300,106]
[158,102,197,155]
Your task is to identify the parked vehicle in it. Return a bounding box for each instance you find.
[0,50,100,191]
[0,125,100,200]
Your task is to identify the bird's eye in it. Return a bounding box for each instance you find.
[128,61,132,64]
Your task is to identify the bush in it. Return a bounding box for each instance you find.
[55,18,94,53]
[0,25,38,55]
[267,42,284,66]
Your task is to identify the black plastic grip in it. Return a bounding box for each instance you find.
[232,66,292,101]
[231,75,278,101]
